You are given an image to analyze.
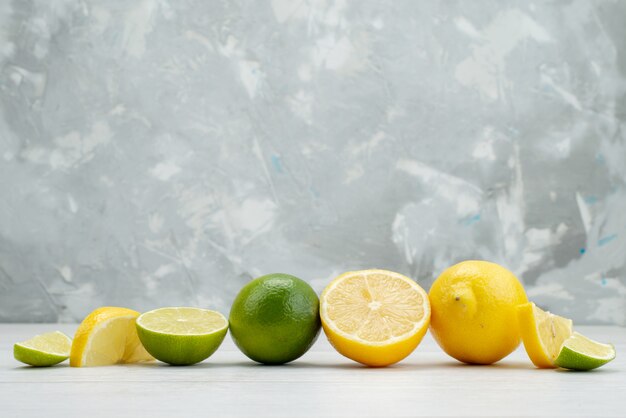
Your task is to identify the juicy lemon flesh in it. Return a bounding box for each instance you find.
[321,269,430,366]
[83,316,144,366]
[70,307,153,367]
[533,304,573,362]
[325,272,425,342]
[517,302,573,368]
[137,307,228,335]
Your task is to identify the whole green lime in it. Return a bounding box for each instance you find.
[229,273,321,364]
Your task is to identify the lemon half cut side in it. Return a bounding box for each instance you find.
[320,269,430,367]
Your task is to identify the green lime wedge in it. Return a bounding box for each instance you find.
[554,332,616,371]
[14,331,72,367]
[136,307,228,366]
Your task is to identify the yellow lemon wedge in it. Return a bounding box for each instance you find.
[320,269,430,367]
[517,302,573,368]
[70,307,154,367]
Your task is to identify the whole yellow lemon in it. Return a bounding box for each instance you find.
[429,260,528,364]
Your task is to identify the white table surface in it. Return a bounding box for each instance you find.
[1,324,624,417]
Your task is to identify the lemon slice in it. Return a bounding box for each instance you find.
[517,302,573,368]
[320,269,430,366]
[14,331,72,367]
[555,332,616,371]
[136,307,229,365]
[70,307,154,367]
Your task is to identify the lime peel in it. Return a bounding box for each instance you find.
[229,273,321,365]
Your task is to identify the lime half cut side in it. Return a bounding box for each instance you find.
[136,307,229,365]
[554,332,616,371]
[14,331,72,367]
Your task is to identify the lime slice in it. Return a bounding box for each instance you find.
[136,307,229,365]
[14,331,72,367]
[554,332,616,371]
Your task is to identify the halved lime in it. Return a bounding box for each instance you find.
[554,332,616,371]
[136,307,228,365]
[14,331,72,367]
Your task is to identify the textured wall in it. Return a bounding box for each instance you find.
[0,0,625,324]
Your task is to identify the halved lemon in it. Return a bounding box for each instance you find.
[70,307,154,367]
[320,269,430,367]
[517,302,573,368]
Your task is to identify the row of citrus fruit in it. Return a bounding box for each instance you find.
[14,261,615,370]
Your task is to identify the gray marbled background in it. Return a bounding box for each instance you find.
[0,0,624,324]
